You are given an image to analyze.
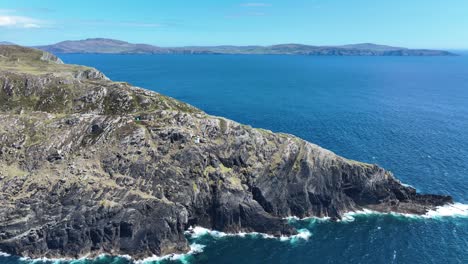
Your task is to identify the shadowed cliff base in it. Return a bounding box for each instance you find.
[0,45,453,260]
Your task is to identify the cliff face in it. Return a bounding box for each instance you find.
[0,46,452,259]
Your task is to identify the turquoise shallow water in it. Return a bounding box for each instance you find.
[2,54,467,263]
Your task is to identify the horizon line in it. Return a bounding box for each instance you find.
[3,38,463,51]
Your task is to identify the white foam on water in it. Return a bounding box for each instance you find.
[8,204,467,263]
[285,215,331,222]
[17,254,117,264]
[286,203,468,223]
[341,208,377,222]
[423,203,468,218]
[19,254,92,262]
[136,243,205,264]
[401,183,415,188]
[186,226,311,242]
[119,254,133,260]
[278,229,311,242]
[341,203,468,221]
[187,226,262,239]
[15,246,206,264]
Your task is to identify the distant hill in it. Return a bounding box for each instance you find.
[35,38,455,56]
[35,38,171,54]
[0,41,16,45]
[338,43,405,51]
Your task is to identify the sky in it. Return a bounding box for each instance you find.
[0,0,467,49]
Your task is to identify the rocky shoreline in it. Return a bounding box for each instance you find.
[0,45,453,260]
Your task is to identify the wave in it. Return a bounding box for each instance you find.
[186,204,468,244]
[136,243,205,264]
[0,225,311,264]
[401,183,415,188]
[185,226,311,243]
[3,204,465,263]
[18,255,92,263]
[16,254,132,264]
[423,203,468,218]
[7,243,204,264]
[342,203,468,222]
[285,215,330,222]
[284,203,468,223]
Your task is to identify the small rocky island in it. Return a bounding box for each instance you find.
[0,46,452,259]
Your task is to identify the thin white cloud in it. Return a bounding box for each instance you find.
[0,7,53,14]
[0,9,15,14]
[0,15,43,28]
[116,21,162,28]
[70,19,163,28]
[225,12,266,18]
[241,3,271,7]
[23,23,41,28]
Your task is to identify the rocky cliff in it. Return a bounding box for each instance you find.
[0,45,453,260]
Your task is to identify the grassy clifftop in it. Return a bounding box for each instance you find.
[0,45,201,115]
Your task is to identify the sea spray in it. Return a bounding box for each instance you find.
[286,203,468,224]
[136,243,205,264]
[143,202,466,261]
[3,204,466,264]
[7,244,204,264]
[342,203,468,221]
[423,203,468,218]
[185,226,312,243]
[18,254,94,263]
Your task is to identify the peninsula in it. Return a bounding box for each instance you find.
[0,45,453,260]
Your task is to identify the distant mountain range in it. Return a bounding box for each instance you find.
[4,38,457,56]
[34,38,455,56]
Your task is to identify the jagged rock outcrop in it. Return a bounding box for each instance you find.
[0,46,453,259]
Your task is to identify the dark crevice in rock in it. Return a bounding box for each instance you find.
[251,187,274,214]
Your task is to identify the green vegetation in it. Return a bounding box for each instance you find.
[219,163,232,174]
[0,45,203,116]
[0,46,91,77]
[99,199,119,208]
[2,165,28,179]
[227,177,242,189]
[203,163,233,176]
[219,118,228,134]
[255,128,273,134]
[203,165,217,177]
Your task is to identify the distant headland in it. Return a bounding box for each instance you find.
[26,38,455,56]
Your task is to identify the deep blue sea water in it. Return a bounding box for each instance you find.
[2,54,467,263]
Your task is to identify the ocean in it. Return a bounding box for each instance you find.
[2,54,467,263]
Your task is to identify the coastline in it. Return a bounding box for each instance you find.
[2,202,467,263]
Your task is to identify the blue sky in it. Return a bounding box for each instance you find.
[0,0,467,49]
